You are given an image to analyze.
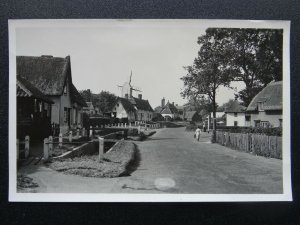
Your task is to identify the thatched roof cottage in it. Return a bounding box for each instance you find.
[17,55,87,134]
[246,81,282,127]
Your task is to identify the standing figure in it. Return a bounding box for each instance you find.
[195,126,201,142]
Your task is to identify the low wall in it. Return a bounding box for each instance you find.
[216,131,282,159]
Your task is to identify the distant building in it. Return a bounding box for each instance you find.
[17,55,87,134]
[184,111,202,122]
[113,74,154,122]
[112,94,153,122]
[83,102,96,115]
[224,100,247,127]
[246,81,282,128]
[155,98,180,120]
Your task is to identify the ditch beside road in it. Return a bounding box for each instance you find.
[18,127,282,194]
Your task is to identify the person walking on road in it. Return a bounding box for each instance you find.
[195,126,201,142]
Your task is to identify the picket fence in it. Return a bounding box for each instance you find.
[215,131,282,159]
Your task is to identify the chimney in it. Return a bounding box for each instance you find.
[172,102,175,106]
[125,93,129,99]
[161,98,165,107]
[138,94,142,99]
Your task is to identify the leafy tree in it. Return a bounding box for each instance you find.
[204,28,283,106]
[181,31,231,142]
[79,89,93,102]
[93,91,117,114]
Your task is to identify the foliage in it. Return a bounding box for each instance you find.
[92,91,118,113]
[202,28,283,106]
[217,126,282,136]
[80,89,117,114]
[181,29,232,141]
[79,89,93,102]
[218,99,235,112]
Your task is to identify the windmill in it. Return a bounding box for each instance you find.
[118,71,141,98]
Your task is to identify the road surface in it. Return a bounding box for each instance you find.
[19,127,282,194]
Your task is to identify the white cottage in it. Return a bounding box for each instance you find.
[225,100,247,127]
[112,94,153,122]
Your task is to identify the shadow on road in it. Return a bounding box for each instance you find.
[119,143,141,177]
[144,137,178,141]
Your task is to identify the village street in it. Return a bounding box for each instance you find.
[20,127,282,194]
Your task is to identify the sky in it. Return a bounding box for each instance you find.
[15,20,243,108]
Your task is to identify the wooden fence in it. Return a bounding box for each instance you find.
[216,131,282,159]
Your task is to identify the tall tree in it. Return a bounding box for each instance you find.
[181,30,231,142]
[204,28,283,105]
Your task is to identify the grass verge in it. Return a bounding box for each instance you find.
[49,140,139,178]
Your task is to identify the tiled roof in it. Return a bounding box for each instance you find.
[160,102,178,114]
[184,111,198,120]
[132,97,153,112]
[17,76,53,103]
[225,100,246,113]
[246,81,282,111]
[119,98,136,112]
[70,84,88,107]
[118,97,153,113]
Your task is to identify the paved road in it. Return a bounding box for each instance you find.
[19,127,282,194]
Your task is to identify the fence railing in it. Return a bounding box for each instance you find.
[98,131,125,161]
[215,131,282,159]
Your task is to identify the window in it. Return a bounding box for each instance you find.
[257,102,264,111]
[141,113,143,119]
[279,119,282,127]
[63,84,67,96]
[254,120,261,127]
[245,115,251,121]
[260,121,270,128]
[234,121,238,126]
[64,107,68,123]
[234,112,237,117]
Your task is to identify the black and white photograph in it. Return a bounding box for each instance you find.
[9,19,291,202]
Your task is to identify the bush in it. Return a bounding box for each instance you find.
[217,126,282,136]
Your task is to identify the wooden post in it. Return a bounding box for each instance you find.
[16,139,19,160]
[76,129,80,139]
[43,138,49,161]
[82,128,86,137]
[69,131,73,142]
[59,133,63,148]
[129,122,131,127]
[138,125,141,134]
[25,135,30,158]
[98,137,104,161]
[48,136,53,156]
